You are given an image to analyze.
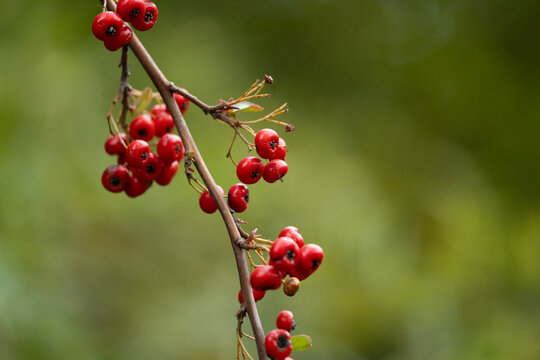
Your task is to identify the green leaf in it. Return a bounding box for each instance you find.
[135,87,153,114]
[230,101,264,113]
[291,334,312,351]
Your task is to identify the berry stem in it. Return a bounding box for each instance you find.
[104,1,267,357]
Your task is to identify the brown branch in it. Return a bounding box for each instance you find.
[104,1,266,358]
[118,46,131,133]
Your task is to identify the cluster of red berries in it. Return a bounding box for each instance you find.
[101,95,190,197]
[265,311,296,360]
[198,128,288,214]
[251,226,323,292]
[92,0,158,51]
[237,128,288,184]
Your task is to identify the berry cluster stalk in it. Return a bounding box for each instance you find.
[103,0,266,358]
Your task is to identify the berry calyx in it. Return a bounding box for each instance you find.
[153,111,175,137]
[283,277,300,297]
[276,311,296,332]
[104,133,127,155]
[279,226,304,248]
[237,289,266,304]
[92,11,123,41]
[228,183,249,213]
[173,93,190,114]
[236,156,265,184]
[131,1,158,31]
[269,237,300,278]
[101,165,130,193]
[126,140,151,168]
[157,133,184,163]
[199,186,224,214]
[250,265,282,291]
[271,137,287,161]
[155,160,179,186]
[255,128,279,159]
[116,0,146,23]
[265,329,292,360]
[129,114,155,141]
[263,159,288,183]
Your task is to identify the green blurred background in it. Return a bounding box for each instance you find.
[1,0,540,359]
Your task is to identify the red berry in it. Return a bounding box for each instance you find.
[101,165,130,193]
[265,329,292,360]
[116,0,146,22]
[131,1,158,31]
[173,93,190,114]
[255,128,279,159]
[157,134,184,163]
[131,152,162,182]
[271,138,287,160]
[129,114,155,141]
[104,133,127,155]
[92,11,123,41]
[250,265,282,291]
[199,186,224,214]
[117,153,127,165]
[276,311,295,332]
[269,237,300,278]
[154,112,175,137]
[236,156,265,184]
[263,159,288,183]
[155,160,179,186]
[237,289,266,304]
[228,183,249,213]
[279,226,304,248]
[291,244,324,280]
[150,103,167,117]
[104,24,133,51]
[126,140,151,168]
[125,175,150,197]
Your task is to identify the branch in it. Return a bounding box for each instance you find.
[104,1,266,358]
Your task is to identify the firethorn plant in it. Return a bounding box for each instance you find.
[93,1,323,359]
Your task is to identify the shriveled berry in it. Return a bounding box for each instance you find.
[271,138,287,161]
[105,133,127,155]
[279,226,304,248]
[126,140,150,168]
[131,1,158,31]
[157,133,184,163]
[155,160,179,186]
[131,152,162,183]
[92,11,123,41]
[228,183,249,213]
[125,175,150,197]
[283,277,300,297]
[237,289,266,304]
[129,114,155,141]
[199,186,224,214]
[265,329,292,360]
[255,128,279,159]
[263,159,288,183]
[250,265,282,291]
[276,311,295,332]
[173,93,190,114]
[116,0,146,23]
[269,237,300,278]
[154,112,175,137]
[236,156,265,184]
[101,165,130,193]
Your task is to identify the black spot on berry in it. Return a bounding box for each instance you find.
[106,26,117,36]
[146,163,155,174]
[130,9,140,18]
[110,177,121,186]
[175,143,181,154]
[286,249,295,260]
[312,260,320,271]
[138,129,147,137]
[270,139,277,150]
[144,11,154,22]
[244,193,249,203]
[141,152,149,160]
[276,334,290,349]
[251,169,260,179]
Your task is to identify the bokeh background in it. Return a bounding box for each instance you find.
[2,0,540,359]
